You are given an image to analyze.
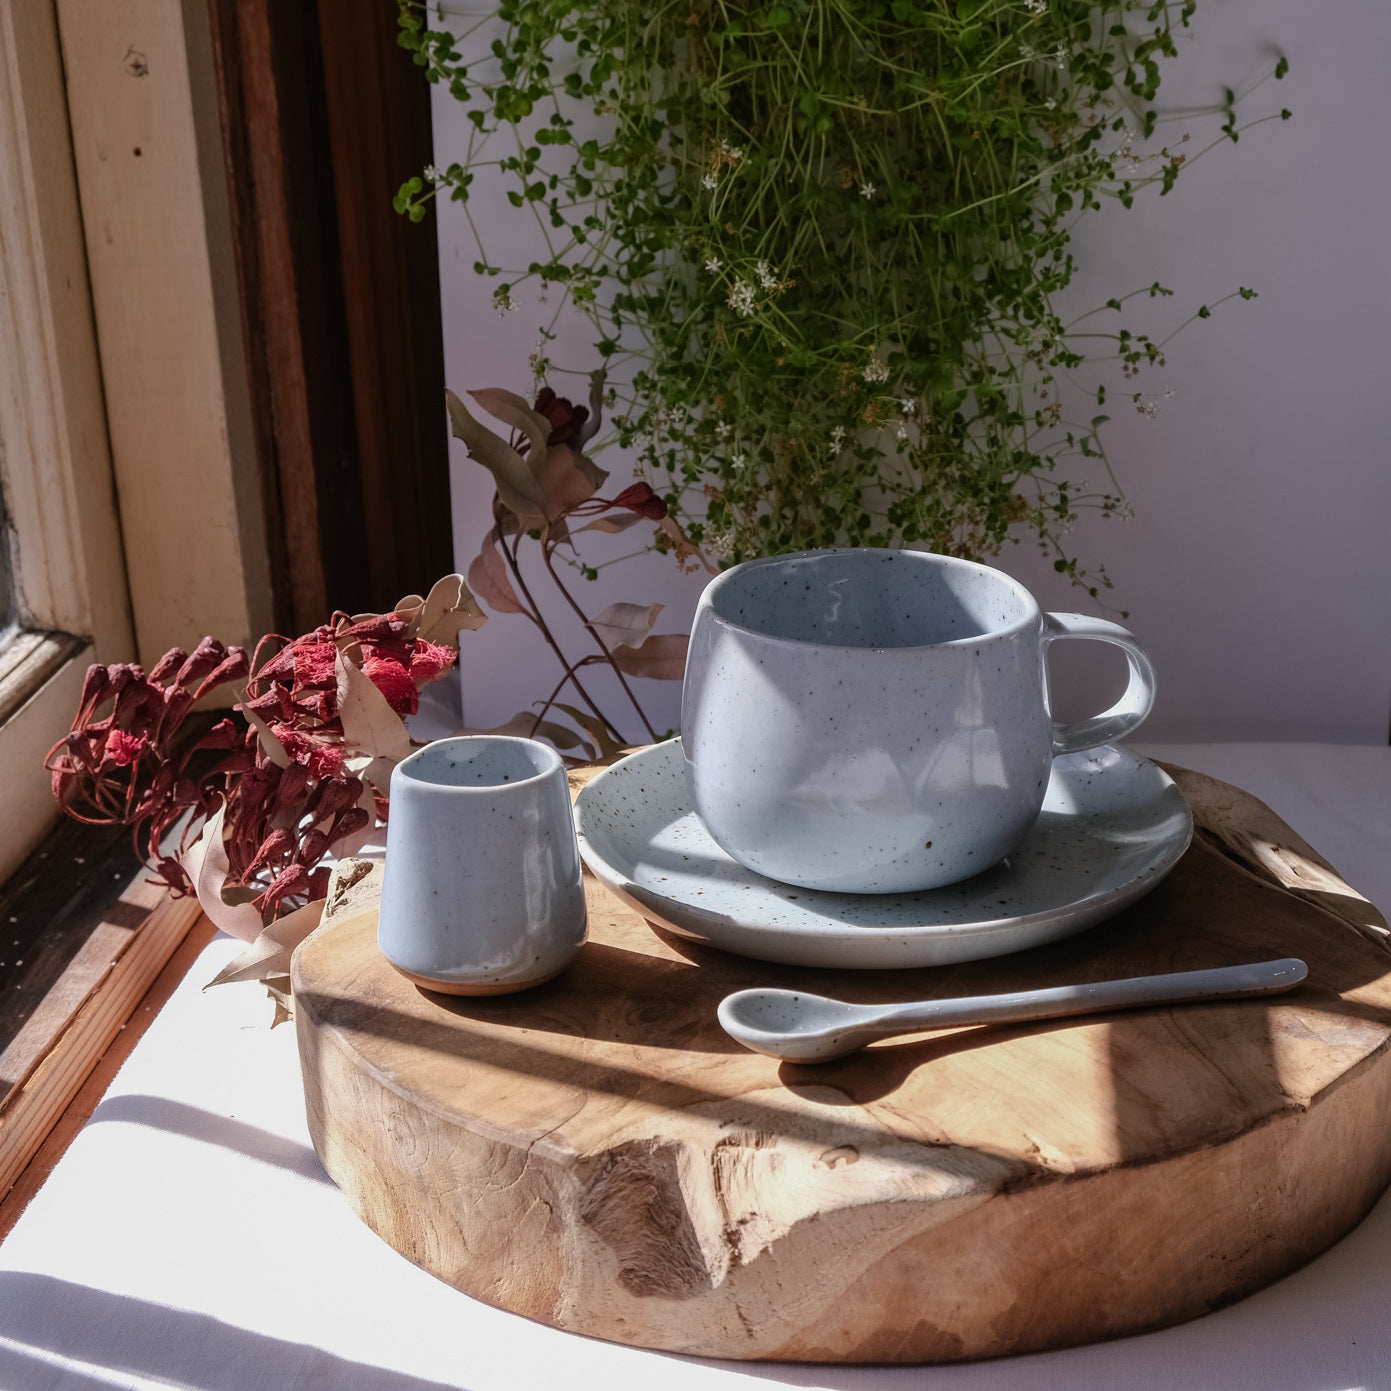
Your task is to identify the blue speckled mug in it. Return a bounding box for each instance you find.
[681,549,1156,894]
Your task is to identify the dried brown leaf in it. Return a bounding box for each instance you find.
[393,593,425,625]
[405,573,488,646]
[203,898,325,989]
[238,700,291,769]
[591,601,663,652]
[554,703,628,760]
[537,443,607,520]
[335,650,413,762]
[180,803,265,942]
[266,981,294,1027]
[446,388,548,517]
[466,527,528,615]
[609,633,689,681]
[468,387,551,463]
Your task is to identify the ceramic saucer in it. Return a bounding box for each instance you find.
[574,738,1193,969]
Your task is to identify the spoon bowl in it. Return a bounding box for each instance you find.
[718,958,1308,1063]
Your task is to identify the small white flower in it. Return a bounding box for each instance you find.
[1021,44,1039,61]
[900,398,915,415]
[492,287,518,316]
[702,172,718,191]
[1024,0,1046,12]
[704,527,736,562]
[828,425,847,458]
[859,182,876,199]
[1044,98,1057,111]
[705,257,722,273]
[424,164,442,182]
[862,358,890,384]
[755,260,777,290]
[719,139,743,163]
[730,451,747,468]
[1054,45,1068,68]
[728,280,757,316]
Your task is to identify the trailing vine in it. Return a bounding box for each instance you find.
[398,0,1287,594]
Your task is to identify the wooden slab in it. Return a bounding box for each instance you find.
[292,764,1391,1363]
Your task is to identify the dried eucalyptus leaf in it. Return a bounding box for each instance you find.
[265,978,294,1027]
[180,803,265,943]
[466,527,527,615]
[468,386,552,463]
[537,443,607,519]
[554,703,628,759]
[446,388,548,516]
[238,700,291,769]
[204,899,325,988]
[335,650,413,761]
[591,601,664,652]
[609,633,689,681]
[414,573,487,646]
[393,593,426,630]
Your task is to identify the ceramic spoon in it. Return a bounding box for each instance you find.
[718,957,1308,1063]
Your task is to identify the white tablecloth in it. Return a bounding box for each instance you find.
[1,744,1388,1390]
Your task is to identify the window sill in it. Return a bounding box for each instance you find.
[0,816,212,1231]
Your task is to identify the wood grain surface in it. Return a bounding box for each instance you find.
[292,762,1391,1363]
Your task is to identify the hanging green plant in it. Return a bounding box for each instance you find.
[397,0,1287,593]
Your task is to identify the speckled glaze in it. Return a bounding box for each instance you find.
[574,739,1192,970]
[376,736,587,993]
[681,548,1156,893]
[718,958,1308,1061]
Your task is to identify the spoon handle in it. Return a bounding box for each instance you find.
[882,958,1308,1035]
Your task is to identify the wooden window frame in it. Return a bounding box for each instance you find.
[0,0,452,1213]
[0,0,451,881]
[0,2,135,883]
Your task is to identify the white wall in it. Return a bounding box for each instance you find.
[433,0,1391,745]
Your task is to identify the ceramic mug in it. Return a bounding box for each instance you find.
[376,735,587,993]
[681,548,1157,894]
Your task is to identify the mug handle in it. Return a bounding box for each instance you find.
[1042,612,1157,755]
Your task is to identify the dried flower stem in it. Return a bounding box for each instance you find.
[541,546,660,744]
[500,524,626,742]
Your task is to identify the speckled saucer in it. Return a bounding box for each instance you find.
[574,739,1193,969]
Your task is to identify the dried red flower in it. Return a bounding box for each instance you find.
[610,482,668,519]
[105,730,148,767]
[47,596,462,928]
[531,386,588,449]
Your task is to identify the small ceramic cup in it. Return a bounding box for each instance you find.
[376,735,587,994]
[681,548,1157,894]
